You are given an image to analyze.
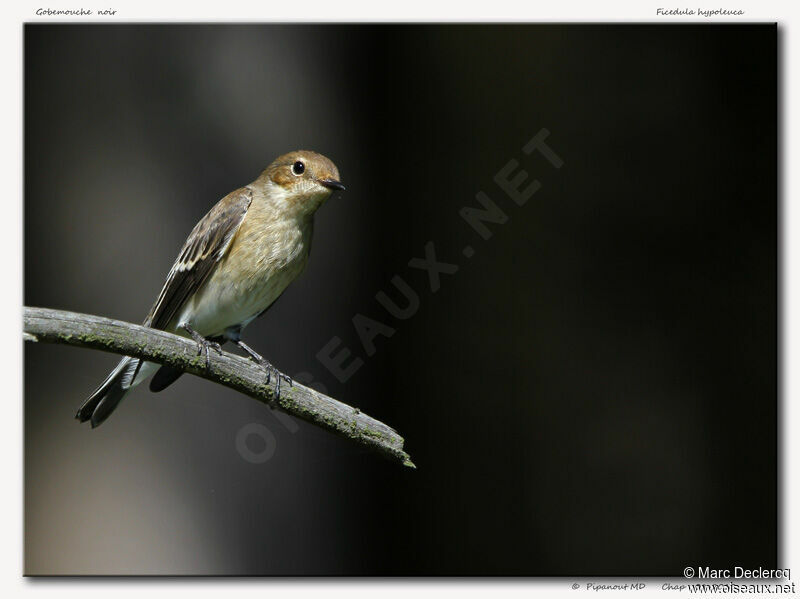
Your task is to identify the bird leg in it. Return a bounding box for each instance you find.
[180,323,223,369]
[231,339,292,405]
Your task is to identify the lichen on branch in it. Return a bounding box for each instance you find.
[23,306,414,468]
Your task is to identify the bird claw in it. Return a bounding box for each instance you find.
[231,339,290,406]
[195,339,222,369]
[181,323,223,370]
[274,370,293,403]
[252,359,290,406]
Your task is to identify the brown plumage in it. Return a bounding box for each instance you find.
[144,188,252,331]
[77,150,344,427]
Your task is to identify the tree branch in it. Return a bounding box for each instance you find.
[23,306,415,468]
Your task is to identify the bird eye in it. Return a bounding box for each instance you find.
[291,161,305,176]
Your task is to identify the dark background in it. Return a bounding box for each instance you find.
[24,25,777,575]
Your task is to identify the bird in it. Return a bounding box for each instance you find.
[76,150,345,428]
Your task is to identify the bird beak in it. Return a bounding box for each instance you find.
[319,178,346,191]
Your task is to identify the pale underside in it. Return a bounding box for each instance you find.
[131,183,314,388]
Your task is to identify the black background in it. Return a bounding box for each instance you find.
[25,25,777,575]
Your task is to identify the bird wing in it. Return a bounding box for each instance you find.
[143,187,253,330]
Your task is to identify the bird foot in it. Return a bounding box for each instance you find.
[255,359,291,408]
[181,324,223,369]
[232,339,292,406]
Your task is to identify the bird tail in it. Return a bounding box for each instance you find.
[76,357,143,427]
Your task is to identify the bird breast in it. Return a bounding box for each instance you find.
[182,206,313,337]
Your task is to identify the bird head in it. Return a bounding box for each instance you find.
[258,150,344,217]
